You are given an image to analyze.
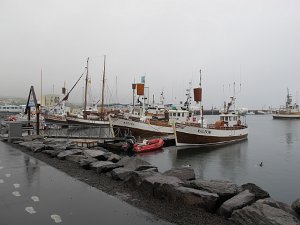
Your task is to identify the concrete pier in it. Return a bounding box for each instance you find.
[0,141,173,225]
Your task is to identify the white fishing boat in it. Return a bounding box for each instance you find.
[110,82,202,138]
[174,75,248,148]
[273,89,300,119]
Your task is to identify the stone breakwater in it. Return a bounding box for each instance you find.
[3,135,300,225]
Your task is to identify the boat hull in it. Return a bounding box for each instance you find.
[134,138,164,153]
[111,117,173,138]
[44,115,67,124]
[66,117,110,126]
[273,114,300,119]
[175,124,248,147]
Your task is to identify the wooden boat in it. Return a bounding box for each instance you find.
[110,82,202,139]
[273,89,300,119]
[44,114,67,124]
[174,75,248,148]
[134,138,164,153]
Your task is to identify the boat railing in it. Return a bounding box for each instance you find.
[181,122,247,130]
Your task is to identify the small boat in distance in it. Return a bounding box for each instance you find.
[273,89,300,119]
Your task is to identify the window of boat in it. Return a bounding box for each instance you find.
[224,116,228,121]
[194,110,200,115]
[229,117,231,121]
[233,116,237,121]
[177,113,180,117]
[220,116,224,120]
[182,112,184,117]
[173,113,176,116]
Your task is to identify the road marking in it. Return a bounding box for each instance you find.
[12,191,21,197]
[5,173,11,178]
[51,214,62,223]
[25,207,36,214]
[31,196,40,202]
[0,179,4,183]
[13,183,20,188]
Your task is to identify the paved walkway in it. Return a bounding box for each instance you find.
[0,141,173,225]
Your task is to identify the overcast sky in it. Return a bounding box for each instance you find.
[1,0,300,109]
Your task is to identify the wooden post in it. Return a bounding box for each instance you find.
[27,107,31,135]
[36,104,40,135]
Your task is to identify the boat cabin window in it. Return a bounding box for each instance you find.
[177,112,180,117]
[182,112,184,117]
[173,112,176,116]
[194,110,201,116]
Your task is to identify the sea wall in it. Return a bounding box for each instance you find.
[2,135,300,225]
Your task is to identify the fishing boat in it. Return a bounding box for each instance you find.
[174,74,248,148]
[273,89,300,119]
[65,57,110,126]
[133,138,164,153]
[110,82,202,139]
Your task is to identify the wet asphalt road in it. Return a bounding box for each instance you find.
[0,141,173,225]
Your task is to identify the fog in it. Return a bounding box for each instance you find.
[1,0,300,109]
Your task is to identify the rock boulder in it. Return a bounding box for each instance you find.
[174,186,219,212]
[291,198,300,216]
[163,167,195,181]
[188,179,238,202]
[139,173,183,200]
[90,161,122,173]
[230,200,300,225]
[239,183,269,200]
[57,149,83,159]
[218,189,256,218]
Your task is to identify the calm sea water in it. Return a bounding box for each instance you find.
[138,115,300,204]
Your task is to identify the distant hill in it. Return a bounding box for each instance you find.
[0,96,27,105]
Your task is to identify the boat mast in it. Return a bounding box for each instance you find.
[83,57,89,119]
[199,69,204,127]
[100,55,106,119]
[40,68,43,106]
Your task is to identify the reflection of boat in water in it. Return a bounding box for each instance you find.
[273,89,300,119]
[174,77,248,148]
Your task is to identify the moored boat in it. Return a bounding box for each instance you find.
[273,89,300,119]
[174,76,248,148]
[110,82,202,139]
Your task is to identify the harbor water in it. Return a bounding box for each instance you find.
[138,115,300,204]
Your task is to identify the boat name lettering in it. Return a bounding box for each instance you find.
[123,121,135,126]
[197,129,211,134]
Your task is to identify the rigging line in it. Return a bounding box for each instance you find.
[50,67,87,111]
